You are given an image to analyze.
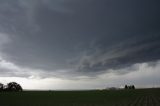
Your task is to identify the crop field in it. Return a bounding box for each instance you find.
[0,88,160,106]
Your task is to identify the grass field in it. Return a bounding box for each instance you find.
[0,88,160,106]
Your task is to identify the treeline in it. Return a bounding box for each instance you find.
[0,82,23,92]
[125,85,135,89]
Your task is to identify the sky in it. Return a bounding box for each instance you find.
[0,0,160,90]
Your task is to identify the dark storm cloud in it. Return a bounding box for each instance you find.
[0,0,160,76]
[77,34,160,73]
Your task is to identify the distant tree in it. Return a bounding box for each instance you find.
[131,85,135,89]
[125,85,128,89]
[6,82,23,92]
[124,85,135,90]
[0,83,4,91]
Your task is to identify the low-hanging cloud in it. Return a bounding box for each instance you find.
[0,0,160,80]
[76,34,160,74]
[0,60,160,89]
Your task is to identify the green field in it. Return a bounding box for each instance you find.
[0,88,160,106]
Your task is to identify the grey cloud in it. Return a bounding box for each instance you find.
[0,59,30,78]
[76,34,160,73]
[0,33,10,47]
[0,0,39,37]
[0,0,160,77]
[41,0,74,13]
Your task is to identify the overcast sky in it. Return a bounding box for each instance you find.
[0,0,160,90]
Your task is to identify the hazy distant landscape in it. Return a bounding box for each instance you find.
[0,88,160,106]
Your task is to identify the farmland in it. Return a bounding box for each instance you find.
[0,88,160,106]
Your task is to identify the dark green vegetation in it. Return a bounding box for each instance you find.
[0,88,160,106]
[0,82,23,92]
